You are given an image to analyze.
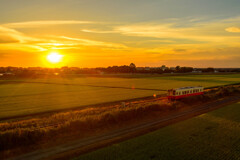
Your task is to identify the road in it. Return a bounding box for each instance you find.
[10,95,240,160]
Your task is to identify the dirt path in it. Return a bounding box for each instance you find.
[9,95,240,160]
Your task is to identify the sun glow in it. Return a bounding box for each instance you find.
[47,52,63,63]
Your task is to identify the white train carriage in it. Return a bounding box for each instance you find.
[168,86,204,100]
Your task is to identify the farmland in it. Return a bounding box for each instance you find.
[0,74,240,119]
[75,102,240,160]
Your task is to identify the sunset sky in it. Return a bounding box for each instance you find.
[0,0,240,68]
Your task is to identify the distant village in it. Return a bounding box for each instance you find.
[0,63,239,78]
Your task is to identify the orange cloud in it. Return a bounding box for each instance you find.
[225,27,240,33]
[55,36,127,49]
[0,26,22,43]
[3,20,94,28]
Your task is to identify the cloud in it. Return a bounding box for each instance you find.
[225,27,240,33]
[0,35,20,43]
[54,36,127,49]
[115,23,182,38]
[0,26,22,43]
[0,25,48,52]
[114,19,240,45]
[3,20,94,28]
[81,29,117,34]
[0,26,42,43]
[114,23,211,42]
[173,49,186,52]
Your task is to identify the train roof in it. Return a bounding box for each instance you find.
[175,86,203,90]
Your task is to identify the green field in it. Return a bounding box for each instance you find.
[75,102,240,160]
[0,74,240,119]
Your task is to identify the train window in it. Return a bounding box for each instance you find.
[173,90,176,95]
[168,90,171,95]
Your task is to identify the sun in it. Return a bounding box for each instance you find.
[47,52,63,63]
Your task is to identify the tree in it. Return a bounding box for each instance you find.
[175,66,180,72]
[129,63,136,68]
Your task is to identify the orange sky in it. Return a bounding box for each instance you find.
[0,0,240,68]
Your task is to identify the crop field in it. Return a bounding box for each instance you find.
[75,102,240,160]
[0,74,240,119]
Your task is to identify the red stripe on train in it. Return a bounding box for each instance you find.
[168,92,204,100]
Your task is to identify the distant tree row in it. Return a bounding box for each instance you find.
[0,64,240,78]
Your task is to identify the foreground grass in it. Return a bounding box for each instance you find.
[75,102,240,160]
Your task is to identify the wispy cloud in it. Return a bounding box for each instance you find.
[225,27,240,33]
[3,20,94,28]
[0,25,43,43]
[0,25,47,52]
[115,23,188,39]
[81,29,118,34]
[0,26,20,43]
[55,36,127,49]
[113,18,240,45]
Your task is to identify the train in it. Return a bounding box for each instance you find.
[167,86,204,100]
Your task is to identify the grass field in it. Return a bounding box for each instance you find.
[0,74,240,119]
[75,102,240,160]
